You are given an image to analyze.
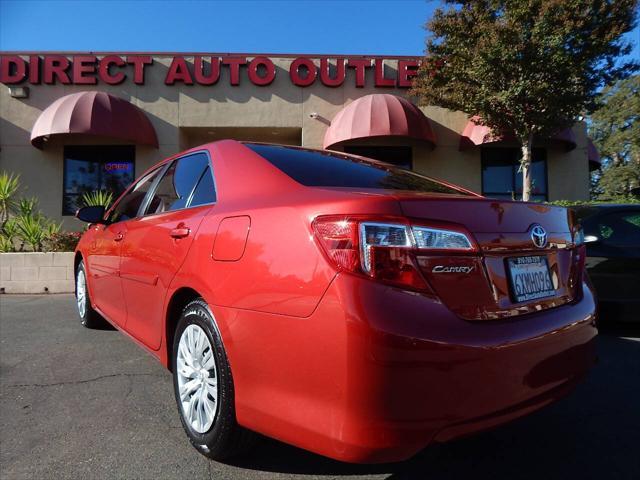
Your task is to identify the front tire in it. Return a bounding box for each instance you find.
[75,260,106,329]
[172,299,256,460]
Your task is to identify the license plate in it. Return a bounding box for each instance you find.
[507,256,555,303]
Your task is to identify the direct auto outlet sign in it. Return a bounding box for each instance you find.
[0,54,419,88]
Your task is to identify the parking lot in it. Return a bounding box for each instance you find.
[1,294,639,480]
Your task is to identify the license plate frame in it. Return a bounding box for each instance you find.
[506,255,555,303]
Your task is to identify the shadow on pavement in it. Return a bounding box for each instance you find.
[227,329,640,479]
[226,436,394,476]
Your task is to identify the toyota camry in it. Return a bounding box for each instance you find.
[74,140,597,463]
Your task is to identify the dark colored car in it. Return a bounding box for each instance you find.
[574,204,640,323]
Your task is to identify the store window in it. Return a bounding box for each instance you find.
[63,146,135,215]
[481,147,548,201]
[343,146,413,169]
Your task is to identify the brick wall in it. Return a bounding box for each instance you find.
[0,252,75,294]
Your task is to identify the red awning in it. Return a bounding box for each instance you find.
[459,117,577,151]
[323,94,436,149]
[31,91,158,149]
[587,138,601,171]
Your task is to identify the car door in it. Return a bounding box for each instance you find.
[583,208,640,308]
[119,151,217,350]
[85,166,164,327]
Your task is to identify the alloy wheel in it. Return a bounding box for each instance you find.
[76,269,87,318]
[176,324,219,433]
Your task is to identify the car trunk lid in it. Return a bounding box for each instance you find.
[396,195,582,320]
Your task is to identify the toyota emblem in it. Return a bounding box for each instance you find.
[530,224,548,249]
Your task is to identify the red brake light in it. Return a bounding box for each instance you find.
[368,247,428,291]
[312,218,359,272]
[313,216,476,293]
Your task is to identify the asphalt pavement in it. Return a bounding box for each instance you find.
[1,294,639,480]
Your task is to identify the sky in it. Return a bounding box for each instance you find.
[0,0,439,55]
[0,0,638,60]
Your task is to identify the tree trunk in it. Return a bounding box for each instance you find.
[520,133,535,202]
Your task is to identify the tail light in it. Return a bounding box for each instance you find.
[572,226,587,273]
[313,216,477,292]
[569,226,587,292]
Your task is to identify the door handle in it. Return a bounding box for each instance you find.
[170,226,190,239]
[114,232,124,242]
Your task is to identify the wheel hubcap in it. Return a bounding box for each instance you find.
[177,324,218,433]
[76,270,86,318]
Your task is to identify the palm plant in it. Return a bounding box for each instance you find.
[0,173,69,252]
[15,214,48,252]
[17,197,40,218]
[0,172,20,230]
[0,234,13,253]
[81,190,113,208]
[46,221,61,237]
[0,217,20,251]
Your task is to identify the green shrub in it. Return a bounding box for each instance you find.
[0,234,13,253]
[17,197,39,217]
[0,171,72,252]
[547,198,640,207]
[15,215,47,252]
[0,172,20,229]
[44,231,82,252]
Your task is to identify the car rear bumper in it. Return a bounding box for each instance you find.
[307,273,597,463]
[227,273,597,464]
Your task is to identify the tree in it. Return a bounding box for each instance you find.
[410,0,638,201]
[597,162,640,198]
[589,74,639,199]
[590,75,639,166]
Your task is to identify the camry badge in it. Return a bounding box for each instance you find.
[432,265,475,274]
[530,224,548,249]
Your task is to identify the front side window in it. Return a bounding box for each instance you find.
[63,146,135,215]
[481,147,547,201]
[143,152,214,216]
[107,167,163,224]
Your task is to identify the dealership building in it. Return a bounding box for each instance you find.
[0,53,600,229]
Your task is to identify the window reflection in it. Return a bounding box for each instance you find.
[481,147,547,201]
[63,146,135,215]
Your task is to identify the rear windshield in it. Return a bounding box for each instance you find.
[245,144,470,195]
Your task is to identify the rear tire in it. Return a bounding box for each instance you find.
[75,260,106,329]
[172,298,256,460]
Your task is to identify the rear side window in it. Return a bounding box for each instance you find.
[245,144,470,195]
[190,166,216,206]
[144,152,212,215]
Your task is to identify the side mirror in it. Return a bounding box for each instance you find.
[584,235,600,244]
[76,205,106,224]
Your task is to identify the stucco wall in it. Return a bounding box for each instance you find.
[547,122,591,200]
[0,54,591,231]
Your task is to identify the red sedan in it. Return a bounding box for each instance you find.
[74,140,597,463]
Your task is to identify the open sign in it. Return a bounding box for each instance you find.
[104,162,132,171]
